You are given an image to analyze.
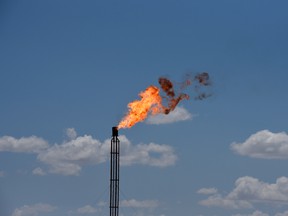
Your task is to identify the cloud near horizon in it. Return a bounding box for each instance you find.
[199,176,288,209]
[232,210,288,216]
[232,210,269,216]
[275,211,288,216]
[76,205,97,214]
[231,130,288,159]
[0,136,48,153]
[0,128,177,175]
[70,199,159,216]
[197,187,218,195]
[32,167,46,176]
[120,199,159,208]
[11,203,56,216]
[146,106,192,125]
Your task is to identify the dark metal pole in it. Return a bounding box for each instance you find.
[110,127,120,216]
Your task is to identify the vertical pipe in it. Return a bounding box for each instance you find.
[110,127,119,216]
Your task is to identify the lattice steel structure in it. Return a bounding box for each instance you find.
[110,127,120,216]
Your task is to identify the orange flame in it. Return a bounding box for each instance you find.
[118,86,163,129]
[117,72,211,129]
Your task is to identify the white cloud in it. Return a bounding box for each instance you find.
[232,210,288,216]
[119,135,177,167]
[0,136,48,153]
[275,211,288,216]
[0,170,5,177]
[97,201,107,207]
[0,130,177,176]
[199,193,252,209]
[37,135,108,175]
[227,176,288,202]
[146,106,192,125]
[231,130,288,159]
[66,128,77,140]
[38,134,176,175]
[77,205,97,214]
[121,199,159,208]
[11,203,56,216]
[197,187,218,195]
[199,176,288,209]
[32,167,46,176]
[232,210,269,216]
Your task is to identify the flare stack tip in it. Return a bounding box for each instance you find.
[112,126,118,137]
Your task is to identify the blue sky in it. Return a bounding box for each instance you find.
[0,1,288,216]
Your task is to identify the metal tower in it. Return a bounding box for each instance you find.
[110,127,120,216]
